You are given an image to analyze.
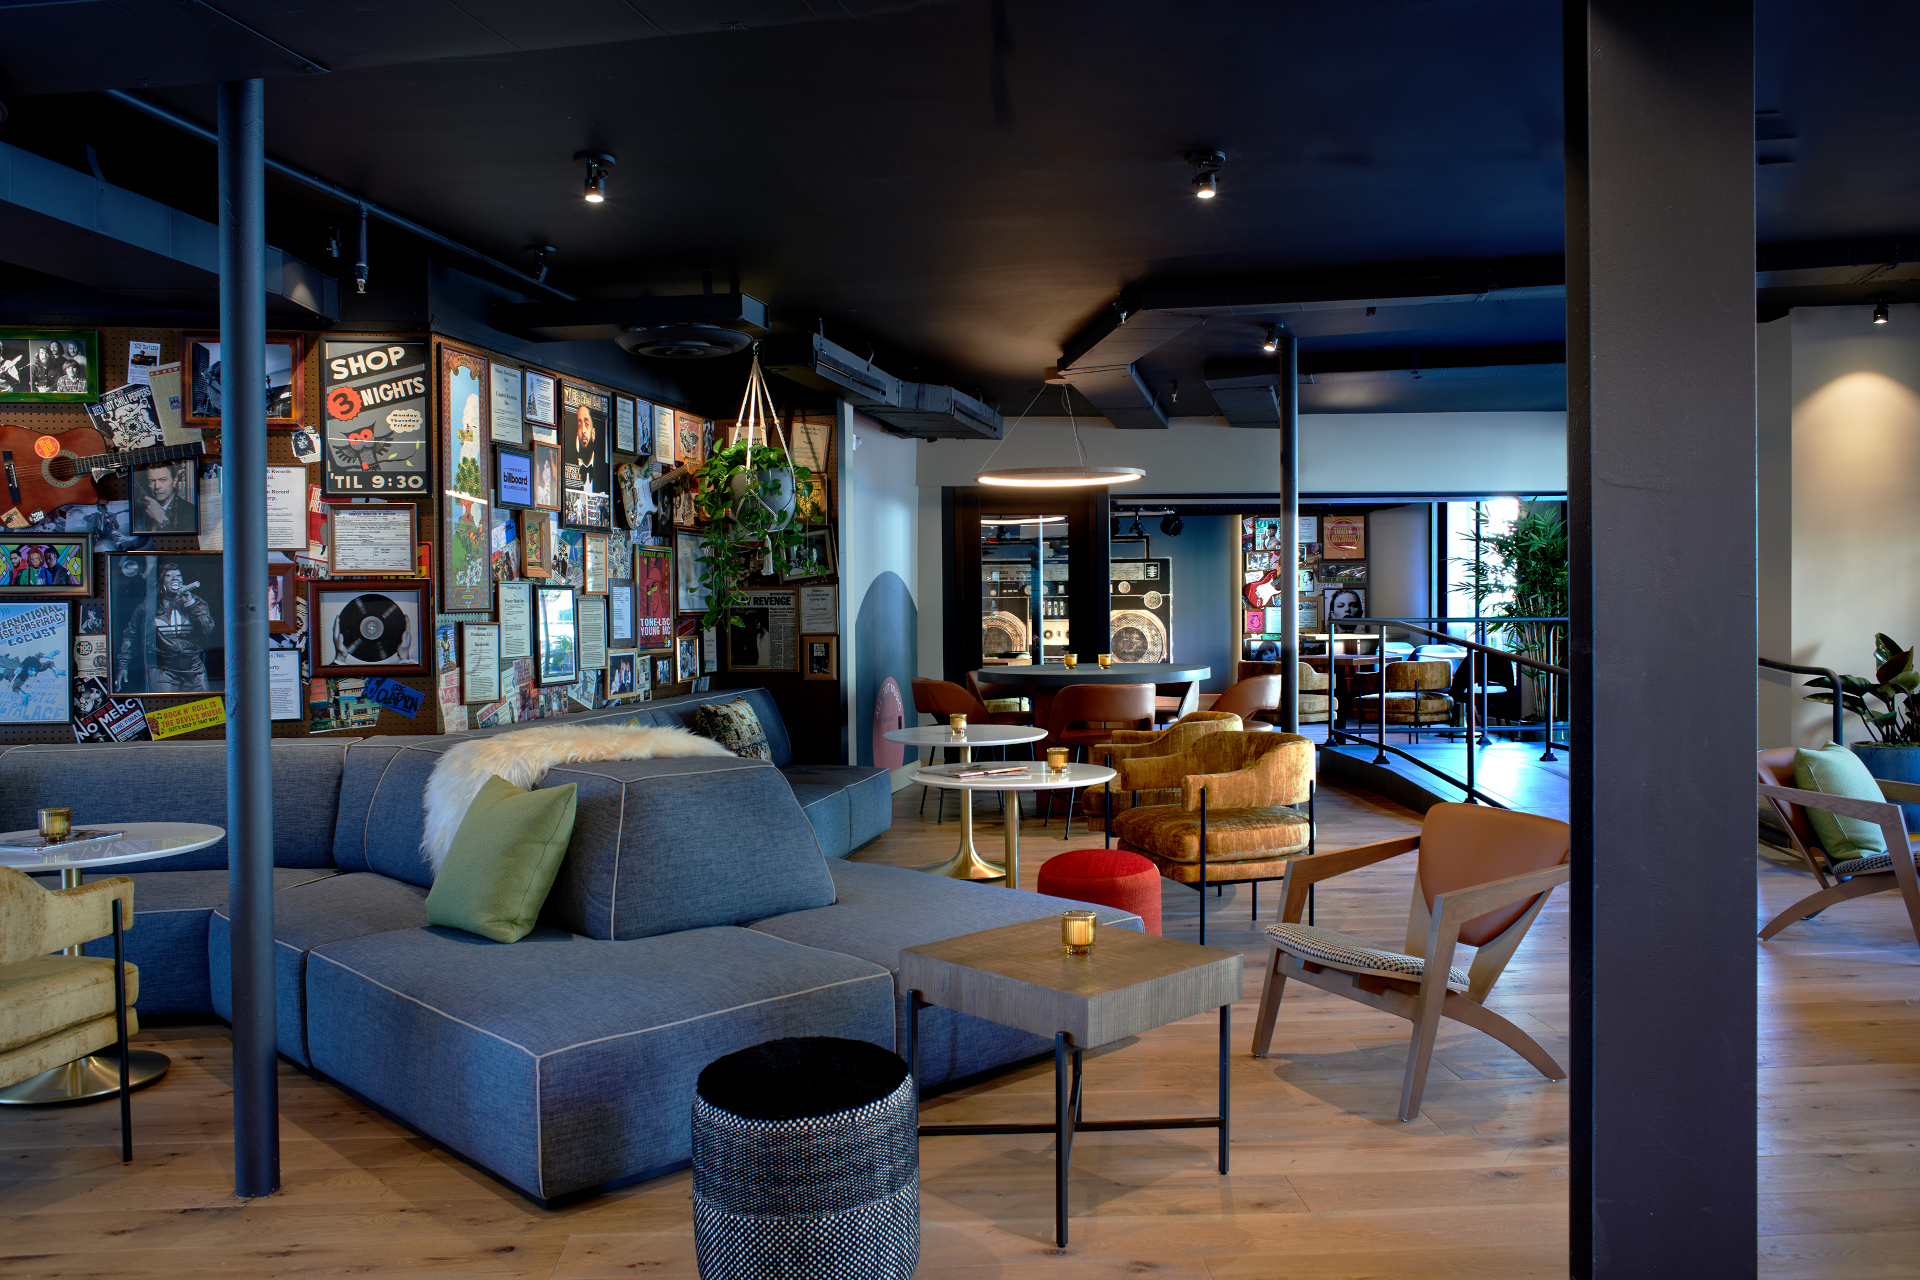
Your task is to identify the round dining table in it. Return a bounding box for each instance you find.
[976,662,1211,729]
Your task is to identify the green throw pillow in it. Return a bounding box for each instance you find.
[1791,743,1887,862]
[426,775,578,942]
[692,698,773,760]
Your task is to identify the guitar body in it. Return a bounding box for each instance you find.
[0,423,107,525]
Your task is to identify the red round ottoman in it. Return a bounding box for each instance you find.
[1037,849,1162,936]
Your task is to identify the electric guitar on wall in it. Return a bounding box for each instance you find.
[0,423,205,529]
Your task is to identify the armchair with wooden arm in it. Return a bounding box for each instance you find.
[0,867,139,1160]
[1109,730,1317,945]
[1755,754,1920,945]
[1251,802,1572,1121]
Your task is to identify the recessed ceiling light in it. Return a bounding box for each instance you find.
[575,151,616,203]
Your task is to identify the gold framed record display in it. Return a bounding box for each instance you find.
[321,338,430,496]
[309,578,429,676]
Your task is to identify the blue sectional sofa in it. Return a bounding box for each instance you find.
[8,687,1139,1204]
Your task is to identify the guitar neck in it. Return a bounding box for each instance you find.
[72,440,205,471]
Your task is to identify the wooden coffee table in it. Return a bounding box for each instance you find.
[901,918,1241,1246]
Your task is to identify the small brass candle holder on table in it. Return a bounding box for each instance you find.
[1061,910,1098,955]
[37,807,71,842]
[1097,653,1113,669]
[1062,653,1078,669]
[949,713,967,737]
[1046,747,1070,775]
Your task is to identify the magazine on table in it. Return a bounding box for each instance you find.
[0,828,126,852]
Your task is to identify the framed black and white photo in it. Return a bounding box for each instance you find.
[781,527,835,581]
[107,551,226,695]
[653,654,672,690]
[674,528,706,614]
[0,330,98,403]
[803,634,838,681]
[676,631,700,684]
[129,461,197,534]
[532,443,561,511]
[185,333,304,425]
[608,577,635,648]
[606,650,638,700]
[498,580,533,659]
[0,535,90,596]
[535,584,578,685]
[523,369,559,445]
[1322,586,1366,630]
[310,579,428,676]
[328,502,418,577]
[615,395,637,454]
[578,595,608,670]
[0,601,70,722]
[462,622,501,704]
[490,362,525,446]
[496,444,533,508]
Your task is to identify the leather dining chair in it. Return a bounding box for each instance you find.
[1210,675,1283,731]
[1043,682,1155,835]
[908,677,1027,822]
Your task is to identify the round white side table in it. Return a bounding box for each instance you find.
[912,761,1116,889]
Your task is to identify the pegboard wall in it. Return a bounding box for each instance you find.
[0,328,844,752]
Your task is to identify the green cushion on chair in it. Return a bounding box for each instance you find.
[1792,743,1888,862]
[426,775,579,942]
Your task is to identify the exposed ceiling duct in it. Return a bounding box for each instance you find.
[1203,359,1283,428]
[866,381,1002,440]
[763,333,901,408]
[496,293,768,354]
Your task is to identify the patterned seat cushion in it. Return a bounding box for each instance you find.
[1111,804,1310,864]
[1832,853,1895,876]
[692,699,774,761]
[1267,923,1469,992]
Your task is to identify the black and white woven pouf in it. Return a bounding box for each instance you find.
[692,1037,919,1280]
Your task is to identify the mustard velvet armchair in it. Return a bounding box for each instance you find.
[1110,730,1316,944]
[0,866,139,1160]
[1084,710,1243,827]
[1250,802,1571,1121]
[1298,663,1337,726]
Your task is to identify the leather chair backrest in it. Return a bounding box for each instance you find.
[1211,675,1283,720]
[1385,660,1452,693]
[1417,802,1571,947]
[1047,682,1155,738]
[911,677,981,719]
[1758,746,1821,853]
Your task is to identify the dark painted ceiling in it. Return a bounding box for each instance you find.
[0,0,1915,416]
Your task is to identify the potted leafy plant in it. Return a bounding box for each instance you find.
[1803,635,1920,822]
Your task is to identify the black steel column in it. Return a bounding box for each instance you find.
[1277,332,1299,733]
[1565,3,1754,1275]
[218,78,278,1199]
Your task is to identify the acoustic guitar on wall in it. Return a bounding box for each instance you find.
[0,424,204,529]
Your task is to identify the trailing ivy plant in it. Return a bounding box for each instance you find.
[1453,503,1569,695]
[689,440,815,631]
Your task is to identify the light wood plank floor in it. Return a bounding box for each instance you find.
[0,784,1911,1278]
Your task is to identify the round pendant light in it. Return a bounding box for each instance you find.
[975,384,1145,488]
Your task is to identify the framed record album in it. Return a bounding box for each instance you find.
[310,579,429,676]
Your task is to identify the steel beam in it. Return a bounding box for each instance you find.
[218,77,278,1200]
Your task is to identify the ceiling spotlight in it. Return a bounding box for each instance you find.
[1873,301,1890,325]
[576,151,616,203]
[1187,149,1224,200]
[1261,325,1278,354]
[1160,513,1185,537]
[525,244,557,284]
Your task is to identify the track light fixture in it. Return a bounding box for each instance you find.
[1160,512,1184,537]
[1188,149,1224,199]
[526,245,557,284]
[576,151,616,203]
[1873,300,1890,325]
[1261,325,1278,354]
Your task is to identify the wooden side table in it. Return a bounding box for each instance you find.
[901,918,1241,1246]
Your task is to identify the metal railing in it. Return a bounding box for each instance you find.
[1758,657,1843,746]
[1317,614,1569,808]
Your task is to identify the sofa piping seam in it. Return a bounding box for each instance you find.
[534,971,893,1061]
[360,748,411,874]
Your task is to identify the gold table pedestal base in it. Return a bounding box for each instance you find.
[916,786,1022,888]
[0,1049,170,1105]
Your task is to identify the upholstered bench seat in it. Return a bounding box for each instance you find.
[747,860,1143,1088]
[305,924,896,1204]
[209,872,429,1067]
[1266,922,1470,991]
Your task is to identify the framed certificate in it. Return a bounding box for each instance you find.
[578,596,608,670]
[608,577,635,648]
[523,368,558,444]
[584,532,609,594]
[614,395,637,454]
[490,362,525,446]
[328,502,419,576]
[498,580,533,659]
[462,622,501,703]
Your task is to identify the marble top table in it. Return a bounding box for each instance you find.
[913,761,1116,889]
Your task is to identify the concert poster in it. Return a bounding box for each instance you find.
[320,339,430,496]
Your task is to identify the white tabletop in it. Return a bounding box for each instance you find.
[913,762,1117,792]
[886,724,1048,748]
[0,821,226,871]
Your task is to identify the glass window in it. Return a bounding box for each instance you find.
[981,515,1067,666]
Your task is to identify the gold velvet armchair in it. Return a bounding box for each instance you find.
[1251,802,1571,1121]
[0,867,138,1160]
[1084,710,1242,826]
[1110,730,1316,944]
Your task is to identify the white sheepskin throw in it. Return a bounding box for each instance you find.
[421,723,734,871]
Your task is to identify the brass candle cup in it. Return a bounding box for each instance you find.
[1062,653,1078,669]
[37,807,71,841]
[1097,653,1113,669]
[1061,910,1097,955]
[949,713,967,735]
[1046,747,1070,774]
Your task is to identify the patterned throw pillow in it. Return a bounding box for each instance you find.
[692,698,772,761]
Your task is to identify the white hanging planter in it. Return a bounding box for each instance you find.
[729,467,797,531]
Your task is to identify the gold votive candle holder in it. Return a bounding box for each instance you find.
[1062,653,1078,668]
[1047,747,1069,773]
[1061,910,1098,954]
[1097,653,1113,668]
[37,807,70,840]
[949,713,967,734]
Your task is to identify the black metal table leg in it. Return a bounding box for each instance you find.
[1218,1003,1230,1174]
[1054,1032,1071,1247]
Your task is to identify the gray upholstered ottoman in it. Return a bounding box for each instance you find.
[692,1037,919,1280]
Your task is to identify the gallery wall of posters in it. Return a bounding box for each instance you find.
[322,338,430,494]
